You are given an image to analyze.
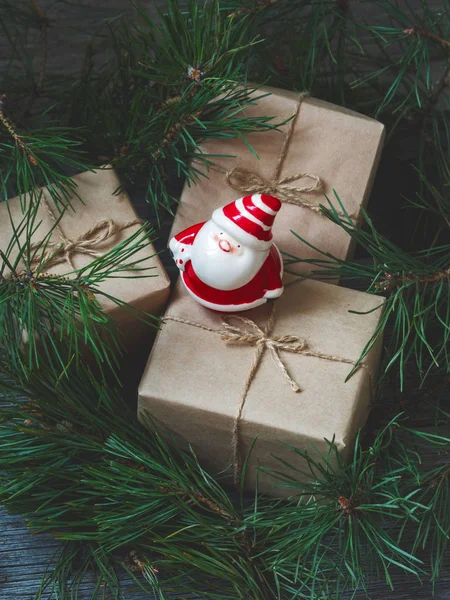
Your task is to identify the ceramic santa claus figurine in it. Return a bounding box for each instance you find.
[169,194,284,312]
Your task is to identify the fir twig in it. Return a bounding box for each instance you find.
[0,94,91,209]
[61,0,280,218]
[0,363,435,600]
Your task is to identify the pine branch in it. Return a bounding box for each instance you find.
[403,26,450,51]
[254,419,429,596]
[0,94,37,165]
[286,193,450,388]
[56,0,281,218]
[0,361,279,599]
[0,197,159,380]
[149,109,203,162]
[383,413,450,588]
[0,361,438,599]
[0,96,92,209]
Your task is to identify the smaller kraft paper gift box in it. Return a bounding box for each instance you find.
[0,167,170,344]
[138,277,384,496]
[170,86,385,278]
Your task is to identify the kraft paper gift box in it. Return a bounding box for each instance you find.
[138,277,384,496]
[0,167,170,345]
[170,86,385,277]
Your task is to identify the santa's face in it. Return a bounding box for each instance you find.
[190,220,268,291]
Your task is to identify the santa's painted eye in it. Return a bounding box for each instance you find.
[237,245,240,248]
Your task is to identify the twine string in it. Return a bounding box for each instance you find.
[273,91,309,182]
[164,304,372,484]
[28,190,143,271]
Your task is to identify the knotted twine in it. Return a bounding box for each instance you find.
[165,303,372,485]
[202,92,359,220]
[26,190,143,272]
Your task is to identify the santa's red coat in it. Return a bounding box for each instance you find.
[173,222,283,310]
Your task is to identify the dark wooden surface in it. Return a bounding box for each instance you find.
[1,1,450,599]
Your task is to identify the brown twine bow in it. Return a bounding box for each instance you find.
[225,167,324,211]
[165,303,372,485]
[219,311,305,394]
[27,190,143,271]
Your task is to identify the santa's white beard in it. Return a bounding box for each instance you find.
[190,220,268,291]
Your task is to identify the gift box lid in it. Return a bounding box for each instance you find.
[170,86,385,276]
[0,167,170,314]
[139,277,384,475]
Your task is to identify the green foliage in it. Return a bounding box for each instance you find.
[0,0,92,205]
[0,0,283,391]
[1,0,450,598]
[0,194,159,380]
[0,101,92,209]
[245,0,361,103]
[286,194,450,388]
[2,361,450,599]
[50,0,279,217]
[0,361,275,599]
[251,421,428,598]
[246,0,450,218]
[1,0,280,216]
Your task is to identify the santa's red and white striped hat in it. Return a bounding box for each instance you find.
[211,194,281,251]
